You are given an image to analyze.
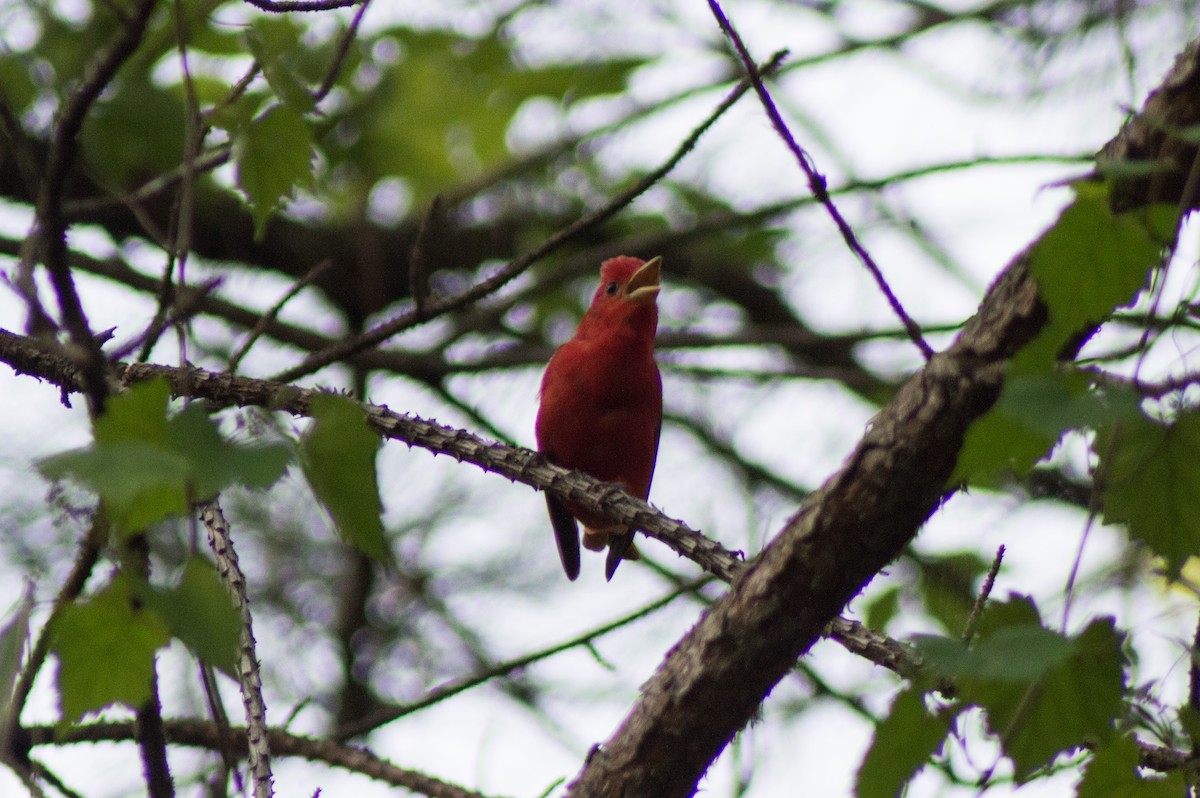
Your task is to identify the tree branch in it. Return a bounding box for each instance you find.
[200,501,274,798]
[27,720,500,798]
[561,33,1200,798]
[706,0,934,362]
[565,221,1045,798]
[0,326,918,685]
[24,0,158,410]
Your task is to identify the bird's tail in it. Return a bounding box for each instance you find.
[584,526,640,581]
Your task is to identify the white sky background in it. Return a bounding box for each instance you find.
[3,0,1200,796]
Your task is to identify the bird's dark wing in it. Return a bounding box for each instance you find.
[546,493,581,581]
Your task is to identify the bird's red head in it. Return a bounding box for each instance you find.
[574,255,661,343]
[590,255,662,308]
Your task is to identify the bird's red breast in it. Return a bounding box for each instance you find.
[535,256,664,580]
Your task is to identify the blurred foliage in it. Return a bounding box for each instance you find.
[4,0,1200,796]
[301,392,390,564]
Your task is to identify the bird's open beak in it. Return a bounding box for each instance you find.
[624,256,662,305]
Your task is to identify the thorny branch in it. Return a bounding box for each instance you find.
[200,502,274,798]
[27,720,498,798]
[0,326,917,680]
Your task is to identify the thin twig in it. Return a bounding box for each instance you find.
[198,661,244,794]
[108,277,224,362]
[2,523,103,769]
[200,500,274,798]
[8,761,47,798]
[228,260,333,373]
[335,577,709,739]
[1190,612,1200,756]
[64,148,233,219]
[270,51,789,384]
[704,0,934,362]
[29,760,82,798]
[313,0,372,104]
[1084,366,1200,399]
[135,0,206,364]
[962,545,1004,644]
[31,720,502,798]
[242,0,363,11]
[408,197,443,320]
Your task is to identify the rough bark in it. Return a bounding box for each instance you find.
[564,37,1200,798]
[565,249,1045,797]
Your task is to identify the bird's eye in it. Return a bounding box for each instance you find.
[605,281,619,296]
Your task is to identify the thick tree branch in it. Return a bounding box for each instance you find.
[561,36,1200,798]
[565,249,1046,797]
[1100,39,1200,211]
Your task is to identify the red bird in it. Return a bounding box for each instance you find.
[535,256,663,581]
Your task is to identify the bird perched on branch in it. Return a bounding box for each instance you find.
[535,256,663,581]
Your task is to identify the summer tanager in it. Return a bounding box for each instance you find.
[535,255,663,581]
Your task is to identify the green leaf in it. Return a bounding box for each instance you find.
[915,551,991,635]
[970,593,1043,637]
[39,443,193,536]
[1021,182,1172,370]
[236,104,315,237]
[856,687,955,798]
[1179,706,1200,752]
[864,585,901,632]
[142,559,239,677]
[40,380,190,534]
[914,596,1044,679]
[1078,735,1187,797]
[914,600,1125,782]
[94,378,172,446]
[955,181,1170,488]
[245,17,315,113]
[301,394,390,563]
[976,619,1123,780]
[39,381,291,536]
[953,371,1142,486]
[167,404,292,500]
[52,575,170,721]
[969,625,1077,681]
[1033,181,1168,324]
[1100,410,1200,576]
[912,627,1073,685]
